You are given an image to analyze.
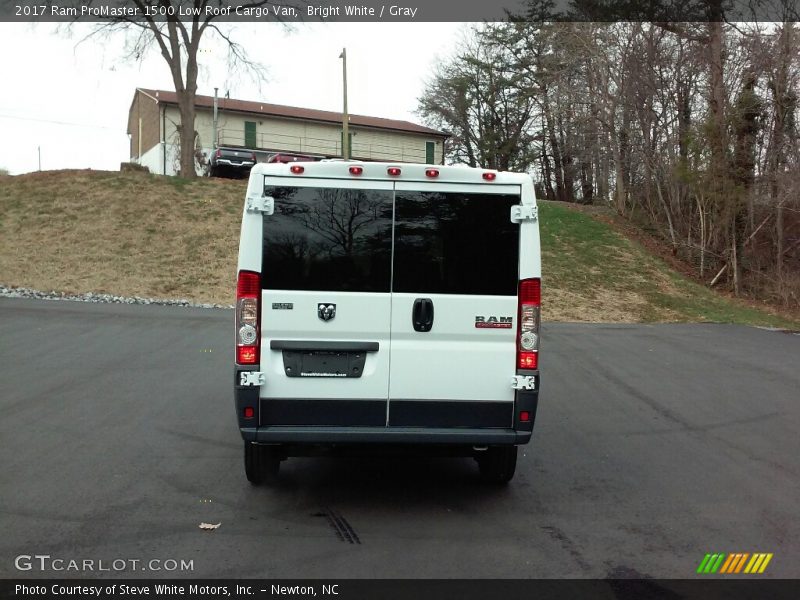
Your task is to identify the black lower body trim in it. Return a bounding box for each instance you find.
[389,400,512,428]
[245,426,531,445]
[259,398,386,427]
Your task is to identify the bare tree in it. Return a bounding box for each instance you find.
[417,25,538,172]
[766,23,798,289]
[73,1,282,178]
[416,10,799,306]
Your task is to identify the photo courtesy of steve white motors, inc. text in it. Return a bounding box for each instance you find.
[14,583,339,597]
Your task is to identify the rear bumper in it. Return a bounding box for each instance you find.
[213,159,255,168]
[234,367,539,447]
[241,426,531,445]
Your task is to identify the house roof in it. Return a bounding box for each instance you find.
[137,88,449,138]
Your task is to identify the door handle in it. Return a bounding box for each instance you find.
[412,298,434,332]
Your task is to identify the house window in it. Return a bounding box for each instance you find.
[244,121,257,148]
[426,141,436,164]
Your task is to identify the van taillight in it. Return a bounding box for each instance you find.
[517,278,540,370]
[215,149,221,158]
[236,270,261,365]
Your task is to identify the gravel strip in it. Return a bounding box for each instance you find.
[0,284,233,309]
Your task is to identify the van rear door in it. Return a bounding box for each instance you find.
[387,182,521,428]
[259,177,394,426]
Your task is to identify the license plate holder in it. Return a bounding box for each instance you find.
[282,350,367,378]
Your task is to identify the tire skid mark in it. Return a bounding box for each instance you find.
[313,508,361,544]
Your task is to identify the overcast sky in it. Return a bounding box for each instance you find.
[0,22,466,175]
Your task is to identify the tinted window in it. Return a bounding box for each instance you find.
[393,191,519,295]
[262,186,393,292]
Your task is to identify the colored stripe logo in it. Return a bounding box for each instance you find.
[697,553,773,574]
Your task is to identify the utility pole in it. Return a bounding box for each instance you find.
[213,87,219,148]
[38,146,41,171]
[339,48,349,159]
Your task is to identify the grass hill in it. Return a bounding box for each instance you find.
[1,169,797,327]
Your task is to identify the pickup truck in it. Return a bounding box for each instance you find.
[209,147,257,178]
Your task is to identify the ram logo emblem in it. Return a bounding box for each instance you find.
[475,315,513,329]
[318,303,336,322]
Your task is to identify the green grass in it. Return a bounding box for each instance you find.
[1,169,796,326]
[539,201,799,327]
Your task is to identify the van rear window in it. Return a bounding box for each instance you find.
[392,191,519,296]
[261,186,519,295]
[262,186,393,292]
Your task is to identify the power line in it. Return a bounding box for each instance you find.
[0,113,126,133]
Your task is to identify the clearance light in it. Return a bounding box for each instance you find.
[387,167,401,176]
[290,165,304,174]
[425,169,439,178]
[483,172,497,181]
[349,166,364,175]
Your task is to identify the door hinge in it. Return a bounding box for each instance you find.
[239,371,266,386]
[510,204,538,223]
[511,375,536,390]
[246,195,274,215]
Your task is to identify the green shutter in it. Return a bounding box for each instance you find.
[426,141,435,164]
[244,121,257,148]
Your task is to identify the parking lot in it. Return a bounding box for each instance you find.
[1,298,798,578]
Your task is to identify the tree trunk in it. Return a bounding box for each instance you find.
[706,12,733,289]
[540,120,556,200]
[707,15,728,193]
[771,24,794,289]
[731,69,760,295]
[178,93,197,178]
[580,158,594,204]
[698,195,707,277]
[612,140,626,215]
[161,20,200,180]
[557,109,574,202]
[543,97,565,201]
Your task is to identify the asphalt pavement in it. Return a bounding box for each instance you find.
[1,297,798,578]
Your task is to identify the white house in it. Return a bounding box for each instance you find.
[127,88,449,176]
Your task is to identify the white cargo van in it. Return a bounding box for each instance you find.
[234,161,541,484]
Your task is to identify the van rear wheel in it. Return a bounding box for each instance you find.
[244,442,280,485]
[477,446,517,484]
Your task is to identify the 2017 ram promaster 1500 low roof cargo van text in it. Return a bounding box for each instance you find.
[233,161,541,484]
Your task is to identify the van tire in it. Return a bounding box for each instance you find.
[244,442,280,485]
[477,446,517,484]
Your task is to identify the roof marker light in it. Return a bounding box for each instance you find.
[425,169,439,178]
[349,166,364,175]
[387,167,401,176]
[290,165,304,174]
[483,172,497,181]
